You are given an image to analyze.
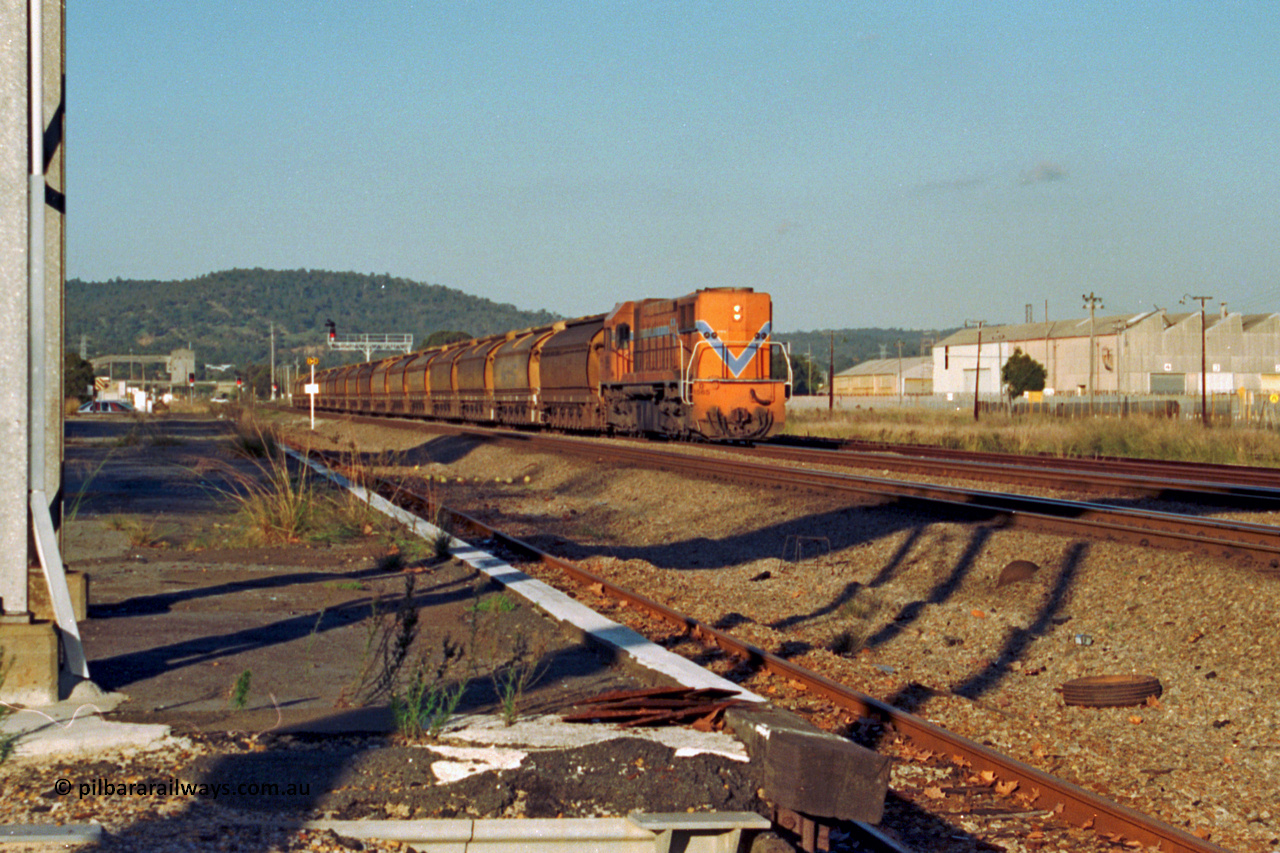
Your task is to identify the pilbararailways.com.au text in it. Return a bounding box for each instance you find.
[54,778,310,800]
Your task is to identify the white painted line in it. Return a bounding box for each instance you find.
[287,449,764,703]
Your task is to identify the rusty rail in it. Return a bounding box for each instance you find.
[351,469,1230,853]
[311,416,1280,569]
[747,441,1280,507]
[774,435,1280,491]
[508,430,1280,571]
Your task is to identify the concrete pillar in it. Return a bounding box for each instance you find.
[1,0,68,707]
[41,0,65,536]
[1,0,32,620]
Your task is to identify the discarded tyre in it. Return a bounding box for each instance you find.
[1061,674,1163,708]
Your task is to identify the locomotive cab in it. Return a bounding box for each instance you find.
[602,288,789,440]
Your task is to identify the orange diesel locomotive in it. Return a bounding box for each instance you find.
[297,287,790,441]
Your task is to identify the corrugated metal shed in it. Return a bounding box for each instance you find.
[836,357,932,378]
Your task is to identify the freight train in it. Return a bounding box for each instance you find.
[294,287,791,441]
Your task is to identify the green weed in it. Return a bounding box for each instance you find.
[342,574,421,705]
[391,645,468,740]
[104,515,163,547]
[66,451,116,522]
[492,634,547,726]
[228,669,253,710]
[467,592,517,615]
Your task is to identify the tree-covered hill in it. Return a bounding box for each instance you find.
[67,269,561,376]
[779,327,958,378]
[66,267,952,386]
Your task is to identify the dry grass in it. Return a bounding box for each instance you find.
[783,407,1280,466]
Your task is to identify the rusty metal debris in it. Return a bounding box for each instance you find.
[562,687,744,731]
[1060,674,1163,707]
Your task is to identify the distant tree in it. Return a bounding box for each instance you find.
[423,330,473,347]
[772,350,824,395]
[1001,348,1047,398]
[64,351,96,401]
[238,362,274,399]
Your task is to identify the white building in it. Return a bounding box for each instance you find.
[932,308,1280,397]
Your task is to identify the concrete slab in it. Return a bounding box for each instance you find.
[442,713,750,763]
[1,679,181,760]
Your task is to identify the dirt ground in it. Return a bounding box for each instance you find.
[2,413,773,849]
[65,415,640,732]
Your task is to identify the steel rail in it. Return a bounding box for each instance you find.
[743,442,1280,507]
[343,467,1230,853]
[310,416,1280,568]
[486,429,1280,570]
[774,436,1280,490]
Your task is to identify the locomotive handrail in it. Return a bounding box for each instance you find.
[680,339,791,405]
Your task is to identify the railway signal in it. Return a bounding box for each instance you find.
[305,356,321,430]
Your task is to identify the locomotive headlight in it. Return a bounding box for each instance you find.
[733,304,742,320]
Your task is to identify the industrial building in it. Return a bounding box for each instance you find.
[931,307,1280,399]
[833,357,933,396]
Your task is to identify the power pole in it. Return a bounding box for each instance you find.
[896,339,904,407]
[828,331,834,412]
[1082,292,1104,416]
[1182,294,1214,426]
[966,319,986,421]
[270,321,276,401]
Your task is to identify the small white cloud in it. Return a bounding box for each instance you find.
[1018,161,1067,185]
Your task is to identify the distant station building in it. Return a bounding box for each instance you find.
[833,357,933,397]
[91,347,195,387]
[931,308,1280,397]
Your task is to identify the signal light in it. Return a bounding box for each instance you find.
[187,372,195,385]
[325,319,336,342]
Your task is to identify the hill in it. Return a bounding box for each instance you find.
[66,268,951,386]
[67,269,560,377]
[780,327,957,378]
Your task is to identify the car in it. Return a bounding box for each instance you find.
[210,394,232,404]
[77,400,136,414]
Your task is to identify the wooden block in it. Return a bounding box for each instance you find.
[725,704,889,823]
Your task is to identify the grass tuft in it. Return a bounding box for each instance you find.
[228,669,253,710]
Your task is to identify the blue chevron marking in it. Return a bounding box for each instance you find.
[695,320,772,378]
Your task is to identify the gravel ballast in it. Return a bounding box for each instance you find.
[285,417,1280,852]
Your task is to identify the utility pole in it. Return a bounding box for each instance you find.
[270,321,276,401]
[1082,292,1104,416]
[966,320,986,421]
[1182,294,1214,426]
[828,331,834,412]
[896,339,903,407]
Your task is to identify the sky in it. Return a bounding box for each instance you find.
[67,2,1280,332]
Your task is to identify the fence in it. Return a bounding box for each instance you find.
[789,392,1280,428]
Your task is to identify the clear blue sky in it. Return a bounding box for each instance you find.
[67,2,1280,332]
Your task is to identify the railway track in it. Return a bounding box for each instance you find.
[302,445,1231,853]
[323,418,1280,570]
[751,439,1280,508]
[775,435,1280,492]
